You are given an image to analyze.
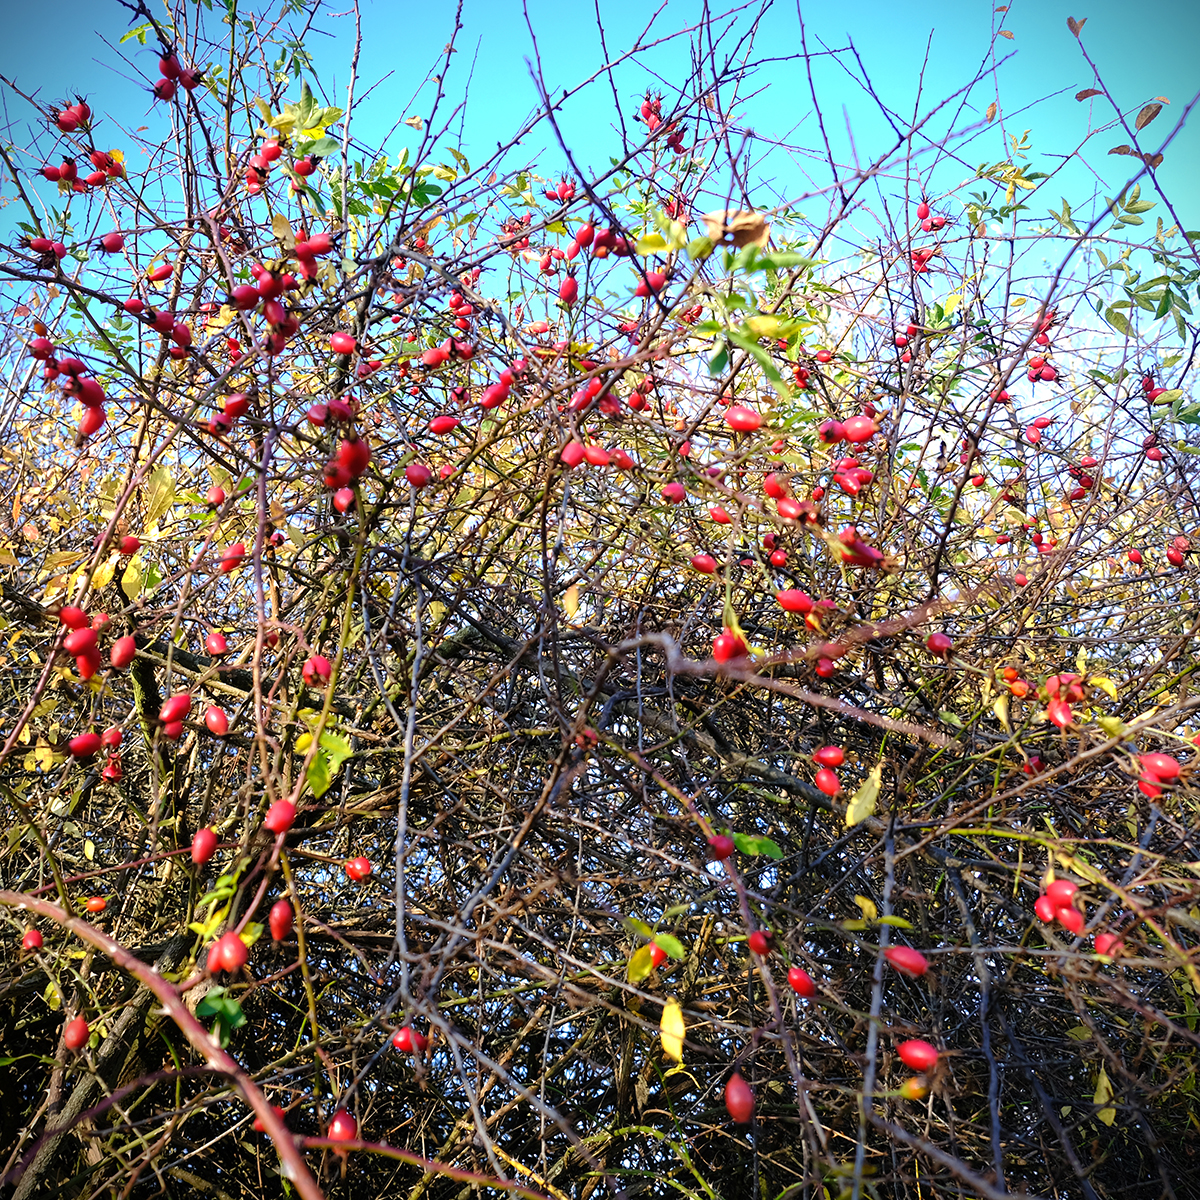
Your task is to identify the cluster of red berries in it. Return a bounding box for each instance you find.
[151,51,202,101]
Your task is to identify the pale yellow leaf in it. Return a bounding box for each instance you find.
[660,999,685,1062]
[846,760,883,828]
[563,585,579,617]
[854,894,878,922]
[1094,1065,1116,1125]
[404,115,424,130]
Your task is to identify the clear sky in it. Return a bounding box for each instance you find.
[2,0,1198,229]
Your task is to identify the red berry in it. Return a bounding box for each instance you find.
[192,827,218,865]
[724,405,762,433]
[269,900,294,941]
[897,1039,938,1072]
[1045,879,1077,908]
[330,332,357,355]
[776,589,814,614]
[747,930,771,956]
[64,1016,90,1052]
[648,943,668,968]
[22,929,43,951]
[813,745,844,768]
[787,966,816,997]
[263,799,297,834]
[883,946,929,977]
[69,732,102,758]
[392,1025,428,1054]
[724,1073,754,1123]
[159,693,192,724]
[85,896,106,913]
[302,654,332,688]
[345,856,372,881]
[111,635,137,669]
[337,436,371,480]
[926,632,954,657]
[690,554,717,574]
[219,543,247,572]
[209,931,248,974]
[814,767,840,796]
[205,706,229,736]
[1034,894,1056,923]
[205,631,228,657]
[1139,752,1179,780]
[708,834,735,860]
[59,606,89,630]
[328,1110,357,1145]
[1057,906,1085,936]
[253,1104,286,1132]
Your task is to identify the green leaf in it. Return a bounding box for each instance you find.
[1104,306,1131,336]
[877,916,914,928]
[751,251,815,272]
[306,751,332,798]
[685,236,714,261]
[623,917,654,939]
[318,731,353,774]
[653,934,686,960]
[708,342,729,376]
[731,832,784,859]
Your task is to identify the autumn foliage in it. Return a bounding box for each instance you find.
[2,3,1200,1199]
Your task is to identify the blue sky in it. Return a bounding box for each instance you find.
[2,0,1198,230]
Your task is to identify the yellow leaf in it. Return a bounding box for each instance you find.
[660,999,685,1062]
[294,731,313,753]
[40,550,85,577]
[563,585,579,617]
[846,760,883,828]
[1094,1065,1116,1125]
[944,293,961,316]
[120,560,144,603]
[992,694,1011,731]
[854,894,878,922]
[1089,676,1119,701]
[627,945,654,984]
[144,466,175,531]
[404,115,424,130]
[272,213,295,248]
[91,553,118,591]
[84,838,95,862]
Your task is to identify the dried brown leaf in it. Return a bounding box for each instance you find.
[998,29,1014,39]
[1075,88,1103,101]
[1067,16,1086,36]
[1135,103,1163,131]
[700,209,771,248]
[986,102,998,123]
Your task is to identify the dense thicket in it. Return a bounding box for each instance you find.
[2,4,1199,1198]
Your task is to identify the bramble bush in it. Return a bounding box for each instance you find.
[1,3,1199,1198]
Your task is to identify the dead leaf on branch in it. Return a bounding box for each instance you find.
[1066,16,1086,36]
[1076,89,1103,101]
[1135,103,1163,131]
[700,209,770,248]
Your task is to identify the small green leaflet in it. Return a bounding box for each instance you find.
[197,987,246,1048]
[731,832,784,859]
